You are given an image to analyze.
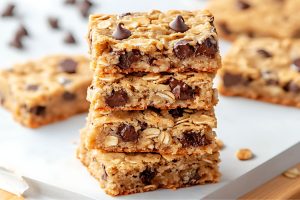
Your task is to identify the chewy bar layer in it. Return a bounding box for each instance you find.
[78,132,220,196]
[85,108,217,155]
[88,10,221,74]
[219,37,300,108]
[0,55,92,128]
[208,0,300,40]
[88,72,217,111]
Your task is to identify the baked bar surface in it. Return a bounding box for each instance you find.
[88,10,221,74]
[78,130,220,196]
[87,72,218,111]
[219,37,300,108]
[208,0,300,40]
[85,108,217,155]
[0,55,92,128]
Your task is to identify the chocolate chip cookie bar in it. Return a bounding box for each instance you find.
[208,0,300,40]
[0,55,92,128]
[88,10,221,74]
[219,37,300,108]
[78,130,220,196]
[88,72,218,111]
[84,108,217,154]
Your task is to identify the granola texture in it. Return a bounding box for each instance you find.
[84,108,217,155]
[88,72,218,111]
[219,37,300,108]
[0,55,92,128]
[88,10,221,74]
[78,130,220,196]
[208,0,300,40]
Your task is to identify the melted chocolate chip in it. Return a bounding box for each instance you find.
[181,132,210,147]
[105,90,128,107]
[219,22,232,35]
[59,59,78,73]
[48,17,60,29]
[138,121,148,131]
[140,168,156,185]
[26,84,39,91]
[237,0,251,10]
[168,108,184,118]
[29,106,46,116]
[112,23,131,40]
[257,49,272,58]
[63,92,76,101]
[1,4,15,17]
[292,58,300,71]
[173,40,194,60]
[169,15,189,32]
[117,50,141,69]
[64,32,76,44]
[223,72,244,87]
[169,78,194,100]
[116,124,139,142]
[195,37,218,59]
[148,106,161,115]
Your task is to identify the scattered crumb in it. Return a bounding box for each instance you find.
[282,167,300,179]
[215,138,224,150]
[236,148,253,160]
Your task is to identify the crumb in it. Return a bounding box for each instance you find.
[282,167,300,179]
[236,148,253,160]
[215,138,224,149]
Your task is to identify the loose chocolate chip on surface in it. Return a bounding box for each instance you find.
[29,106,46,116]
[169,78,194,100]
[78,0,92,18]
[65,0,76,4]
[9,35,23,49]
[169,15,189,32]
[59,59,78,73]
[168,108,184,118]
[223,72,244,87]
[257,49,272,58]
[173,40,194,59]
[48,17,60,29]
[16,25,29,38]
[63,91,76,101]
[140,168,156,185]
[237,0,251,10]
[1,4,15,17]
[195,37,218,59]
[116,124,139,142]
[112,23,131,40]
[64,32,76,44]
[26,84,39,91]
[181,131,210,147]
[105,90,128,107]
[117,50,141,69]
[219,22,232,35]
[292,58,300,71]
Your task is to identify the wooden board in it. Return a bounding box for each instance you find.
[0,189,24,200]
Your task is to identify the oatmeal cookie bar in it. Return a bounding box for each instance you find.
[78,130,220,196]
[87,72,218,111]
[0,55,92,128]
[219,37,300,108]
[85,108,217,155]
[208,0,300,40]
[88,10,221,74]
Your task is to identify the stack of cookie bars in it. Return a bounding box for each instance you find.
[78,10,222,196]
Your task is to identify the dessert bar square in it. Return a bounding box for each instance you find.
[85,108,217,155]
[87,72,218,111]
[88,10,221,74]
[219,37,300,108]
[0,55,92,128]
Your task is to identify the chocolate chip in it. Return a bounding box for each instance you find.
[257,49,272,58]
[148,106,161,115]
[116,124,139,142]
[188,170,201,185]
[169,78,194,100]
[237,0,251,10]
[130,72,147,77]
[119,12,132,18]
[284,82,300,93]
[117,50,141,69]
[112,23,131,40]
[261,71,278,85]
[195,37,218,59]
[9,35,23,49]
[223,72,244,87]
[29,106,46,116]
[105,90,128,107]
[63,91,76,101]
[168,108,184,118]
[173,40,194,59]
[138,121,148,131]
[64,32,76,44]
[16,25,29,38]
[101,164,108,181]
[48,17,60,29]
[181,132,210,147]
[292,58,300,72]
[1,4,15,17]
[169,15,189,32]
[26,84,39,91]
[59,59,78,73]
[140,168,156,185]
[65,0,76,4]
[219,22,232,35]
[0,93,5,105]
[78,0,92,18]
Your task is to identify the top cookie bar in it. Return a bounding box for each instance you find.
[88,10,221,74]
